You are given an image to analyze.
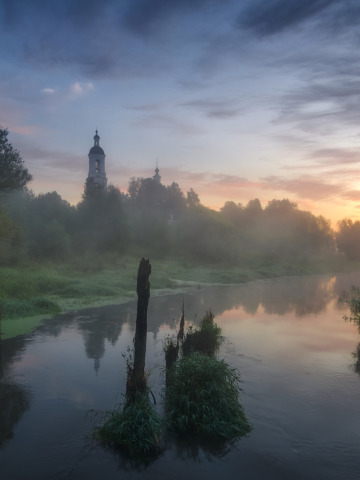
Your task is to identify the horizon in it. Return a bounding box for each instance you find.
[1,1,360,225]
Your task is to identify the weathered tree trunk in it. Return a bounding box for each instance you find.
[126,258,151,400]
[177,299,185,343]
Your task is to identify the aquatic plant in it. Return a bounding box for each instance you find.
[165,352,252,440]
[181,310,223,357]
[340,286,360,324]
[95,393,162,456]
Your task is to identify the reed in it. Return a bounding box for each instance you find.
[165,352,251,439]
[95,392,161,456]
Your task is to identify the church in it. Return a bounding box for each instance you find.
[87,130,107,188]
[87,130,161,189]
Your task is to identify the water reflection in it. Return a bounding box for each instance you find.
[0,336,32,449]
[170,433,234,462]
[1,272,360,480]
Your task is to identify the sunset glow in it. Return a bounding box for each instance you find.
[1,1,360,225]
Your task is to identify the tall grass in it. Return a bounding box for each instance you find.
[165,352,252,439]
[95,393,162,456]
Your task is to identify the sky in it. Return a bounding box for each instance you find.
[1,0,360,225]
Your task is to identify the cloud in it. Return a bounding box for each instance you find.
[342,190,360,202]
[273,77,360,135]
[122,0,218,36]
[238,0,341,36]
[310,148,360,165]
[41,88,55,94]
[179,97,243,119]
[132,112,203,136]
[68,82,94,99]
[262,175,344,200]
[211,173,249,186]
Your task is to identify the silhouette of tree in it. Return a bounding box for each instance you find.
[0,128,32,195]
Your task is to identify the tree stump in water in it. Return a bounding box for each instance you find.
[126,258,151,401]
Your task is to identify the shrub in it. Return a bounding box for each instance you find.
[95,393,161,456]
[165,352,252,440]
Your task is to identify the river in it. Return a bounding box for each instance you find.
[1,272,360,479]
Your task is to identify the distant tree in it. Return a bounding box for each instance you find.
[19,191,74,259]
[166,182,186,216]
[0,207,24,264]
[0,128,32,195]
[82,177,107,203]
[220,201,244,225]
[264,199,297,215]
[336,219,360,260]
[77,184,128,253]
[127,177,167,212]
[186,188,200,207]
[243,198,263,223]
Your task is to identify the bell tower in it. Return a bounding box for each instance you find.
[87,130,107,188]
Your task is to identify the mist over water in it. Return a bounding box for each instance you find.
[1,273,360,479]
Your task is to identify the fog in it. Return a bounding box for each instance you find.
[2,177,351,267]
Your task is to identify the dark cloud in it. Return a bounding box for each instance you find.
[238,0,339,36]
[122,0,218,36]
[273,77,360,134]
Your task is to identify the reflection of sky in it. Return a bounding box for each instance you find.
[219,300,358,363]
[2,1,360,223]
[2,274,360,478]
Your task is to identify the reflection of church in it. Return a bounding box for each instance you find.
[87,130,161,189]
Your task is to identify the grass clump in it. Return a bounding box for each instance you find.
[340,286,360,324]
[95,393,161,456]
[165,352,251,440]
[0,297,61,319]
[182,310,222,357]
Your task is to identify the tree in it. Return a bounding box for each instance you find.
[186,188,200,207]
[0,128,32,194]
[336,219,360,260]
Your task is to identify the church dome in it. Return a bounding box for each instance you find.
[88,130,105,155]
[89,145,105,155]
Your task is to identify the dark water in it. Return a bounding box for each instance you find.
[1,273,360,479]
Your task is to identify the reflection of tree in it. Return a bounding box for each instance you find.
[259,277,334,317]
[167,276,335,322]
[59,274,348,375]
[352,343,360,375]
[0,335,32,449]
[170,432,234,462]
[0,381,31,448]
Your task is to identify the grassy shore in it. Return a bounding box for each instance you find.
[1,253,359,339]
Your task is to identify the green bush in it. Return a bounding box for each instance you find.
[165,352,252,440]
[95,393,162,456]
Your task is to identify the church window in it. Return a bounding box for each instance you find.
[95,159,100,173]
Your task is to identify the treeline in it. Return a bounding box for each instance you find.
[1,126,360,267]
[0,175,355,267]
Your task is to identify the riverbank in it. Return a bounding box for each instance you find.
[1,253,359,339]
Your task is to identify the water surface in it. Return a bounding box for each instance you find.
[1,273,360,479]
